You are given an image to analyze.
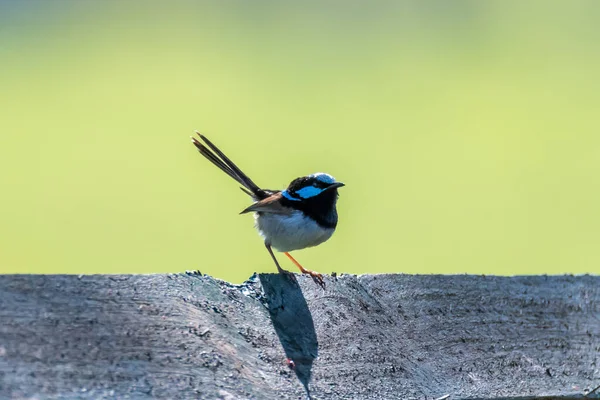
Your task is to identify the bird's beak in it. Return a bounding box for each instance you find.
[326,182,345,191]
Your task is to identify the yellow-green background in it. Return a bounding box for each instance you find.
[1,1,599,282]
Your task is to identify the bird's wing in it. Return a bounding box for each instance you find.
[240,192,292,215]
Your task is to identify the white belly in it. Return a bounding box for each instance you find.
[255,210,335,252]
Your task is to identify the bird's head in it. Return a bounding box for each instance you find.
[278,173,344,228]
[281,173,345,202]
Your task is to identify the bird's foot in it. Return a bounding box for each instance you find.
[302,268,326,289]
[276,266,298,285]
[284,252,326,289]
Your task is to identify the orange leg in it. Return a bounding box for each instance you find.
[284,252,325,289]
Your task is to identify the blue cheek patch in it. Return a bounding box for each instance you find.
[281,190,301,201]
[295,185,323,199]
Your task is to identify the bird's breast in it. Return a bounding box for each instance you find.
[254,211,335,252]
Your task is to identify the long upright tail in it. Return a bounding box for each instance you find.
[191,132,264,198]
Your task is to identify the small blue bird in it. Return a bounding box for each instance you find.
[191,132,344,288]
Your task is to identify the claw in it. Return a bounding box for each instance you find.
[284,252,326,289]
[277,268,299,285]
[307,270,326,289]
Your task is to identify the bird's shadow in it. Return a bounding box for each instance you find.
[259,274,318,399]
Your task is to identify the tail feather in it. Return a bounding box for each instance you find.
[191,132,263,198]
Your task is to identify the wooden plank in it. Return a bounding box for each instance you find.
[0,274,598,399]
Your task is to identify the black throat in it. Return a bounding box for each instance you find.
[280,189,339,229]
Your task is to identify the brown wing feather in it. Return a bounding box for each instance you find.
[240,192,292,215]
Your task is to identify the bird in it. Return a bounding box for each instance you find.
[191,132,344,288]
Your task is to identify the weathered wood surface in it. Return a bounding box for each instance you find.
[0,274,598,399]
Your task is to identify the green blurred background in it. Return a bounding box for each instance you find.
[1,1,599,282]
